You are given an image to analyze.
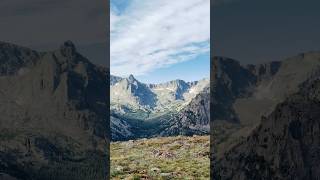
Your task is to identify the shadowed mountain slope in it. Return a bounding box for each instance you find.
[0,41,108,180]
[212,52,320,179]
[214,76,320,180]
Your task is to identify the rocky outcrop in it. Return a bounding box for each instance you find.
[160,86,210,136]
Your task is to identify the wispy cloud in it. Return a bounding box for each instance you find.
[111,0,210,76]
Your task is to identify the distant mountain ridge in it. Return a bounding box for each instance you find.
[110,74,209,112]
[110,74,210,141]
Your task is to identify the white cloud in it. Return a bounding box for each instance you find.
[111,0,210,76]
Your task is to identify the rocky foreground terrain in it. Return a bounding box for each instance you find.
[0,41,108,179]
[110,135,209,179]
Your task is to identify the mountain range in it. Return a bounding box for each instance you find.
[0,41,107,179]
[110,74,210,141]
[1,40,319,179]
[211,51,320,179]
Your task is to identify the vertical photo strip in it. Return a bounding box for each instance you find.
[110,0,210,179]
[212,0,320,179]
[0,0,109,179]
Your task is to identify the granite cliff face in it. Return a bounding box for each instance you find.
[0,41,107,180]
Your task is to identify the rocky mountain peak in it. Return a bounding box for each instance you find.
[111,74,157,109]
[154,79,188,89]
[128,74,136,83]
[0,41,40,76]
[172,79,187,85]
[60,40,77,58]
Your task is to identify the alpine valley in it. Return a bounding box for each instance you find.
[110,74,210,141]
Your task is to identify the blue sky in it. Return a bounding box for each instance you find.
[110,0,131,13]
[110,0,210,83]
[137,53,210,83]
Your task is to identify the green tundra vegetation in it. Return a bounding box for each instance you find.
[110,135,209,179]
